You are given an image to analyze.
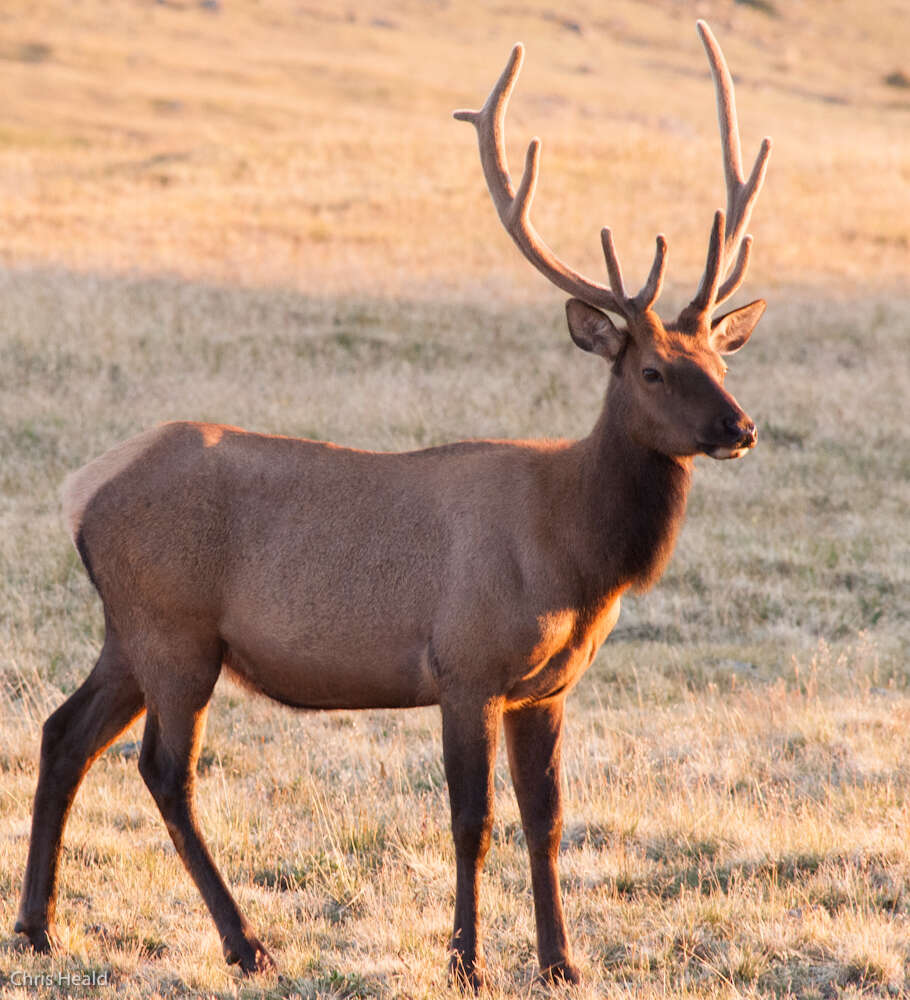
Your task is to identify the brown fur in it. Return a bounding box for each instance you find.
[16,24,770,989]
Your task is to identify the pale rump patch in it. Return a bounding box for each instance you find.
[61,424,172,541]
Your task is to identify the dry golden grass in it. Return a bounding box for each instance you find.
[0,1,909,997]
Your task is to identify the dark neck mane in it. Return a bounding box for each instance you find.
[576,386,693,596]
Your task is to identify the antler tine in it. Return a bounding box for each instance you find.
[689,20,772,317]
[726,136,772,256]
[688,211,725,314]
[715,234,752,306]
[454,44,525,209]
[455,45,662,320]
[600,229,668,313]
[633,235,668,312]
[600,228,627,301]
[697,21,742,218]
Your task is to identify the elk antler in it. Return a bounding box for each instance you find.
[687,20,772,318]
[454,44,667,321]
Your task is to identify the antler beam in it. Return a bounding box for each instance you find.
[454,44,666,321]
[457,25,770,326]
[690,20,772,314]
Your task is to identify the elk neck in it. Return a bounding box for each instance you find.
[567,378,693,597]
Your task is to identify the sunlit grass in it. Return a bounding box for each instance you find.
[1,273,907,997]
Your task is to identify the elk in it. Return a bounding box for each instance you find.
[16,21,770,989]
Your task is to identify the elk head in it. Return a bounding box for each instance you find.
[455,21,772,461]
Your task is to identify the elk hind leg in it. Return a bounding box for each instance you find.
[138,657,274,975]
[16,637,145,950]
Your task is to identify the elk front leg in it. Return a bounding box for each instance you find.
[504,697,580,984]
[16,640,144,951]
[441,696,503,991]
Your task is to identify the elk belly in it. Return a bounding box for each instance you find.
[220,631,437,710]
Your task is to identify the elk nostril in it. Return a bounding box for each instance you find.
[721,416,756,445]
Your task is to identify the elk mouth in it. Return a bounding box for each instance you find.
[698,440,755,460]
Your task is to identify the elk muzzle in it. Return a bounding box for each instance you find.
[700,411,757,460]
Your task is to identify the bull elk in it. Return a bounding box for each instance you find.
[16,21,770,989]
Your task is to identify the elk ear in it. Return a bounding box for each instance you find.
[710,299,766,354]
[565,299,626,361]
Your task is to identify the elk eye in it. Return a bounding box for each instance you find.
[642,367,663,383]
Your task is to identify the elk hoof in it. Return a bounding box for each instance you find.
[14,920,56,953]
[449,953,485,992]
[540,959,581,985]
[225,936,276,975]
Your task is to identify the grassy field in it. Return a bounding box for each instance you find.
[1,1,908,997]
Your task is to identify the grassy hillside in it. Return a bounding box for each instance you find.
[0,2,908,997]
[0,0,907,294]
